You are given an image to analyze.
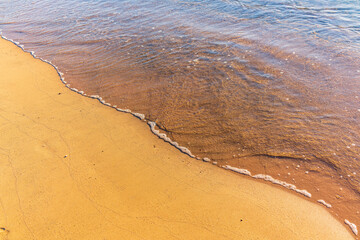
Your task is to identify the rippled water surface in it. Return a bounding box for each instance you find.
[1,0,360,230]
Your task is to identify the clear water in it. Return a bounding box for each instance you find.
[1,0,360,228]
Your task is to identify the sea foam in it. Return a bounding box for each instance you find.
[148,121,195,157]
[345,219,358,235]
[224,165,311,198]
[317,199,332,208]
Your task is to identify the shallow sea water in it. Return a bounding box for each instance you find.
[1,0,360,234]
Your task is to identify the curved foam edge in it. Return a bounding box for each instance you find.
[345,219,358,236]
[224,165,251,176]
[148,121,195,157]
[203,157,211,162]
[224,165,311,198]
[2,34,357,236]
[317,199,332,208]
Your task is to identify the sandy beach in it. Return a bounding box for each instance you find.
[0,38,354,239]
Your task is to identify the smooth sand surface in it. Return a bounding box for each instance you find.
[0,38,354,240]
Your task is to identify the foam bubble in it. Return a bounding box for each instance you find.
[317,199,332,208]
[90,95,100,99]
[252,174,311,198]
[115,108,129,113]
[203,157,211,162]
[344,219,358,235]
[221,165,311,197]
[224,165,251,176]
[132,112,145,120]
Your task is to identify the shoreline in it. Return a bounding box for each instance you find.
[0,33,359,236]
[3,33,358,236]
[0,35,315,204]
[0,37,355,239]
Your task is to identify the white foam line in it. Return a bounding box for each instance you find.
[317,199,332,208]
[345,219,358,236]
[132,112,145,120]
[224,165,311,198]
[253,174,312,198]
[90,95,100,99]
[117,108,131,113]
[148,121,195,157]
[224,165,251,176]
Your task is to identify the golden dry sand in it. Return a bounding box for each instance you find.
[0,38,354,239]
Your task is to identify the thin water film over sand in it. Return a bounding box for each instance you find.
[1,0,360,233]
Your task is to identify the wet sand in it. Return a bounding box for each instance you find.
[0,38,354,239]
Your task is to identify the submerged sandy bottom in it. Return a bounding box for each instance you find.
[0,38,354,239]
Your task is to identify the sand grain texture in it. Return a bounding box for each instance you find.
[0,38,354,239]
